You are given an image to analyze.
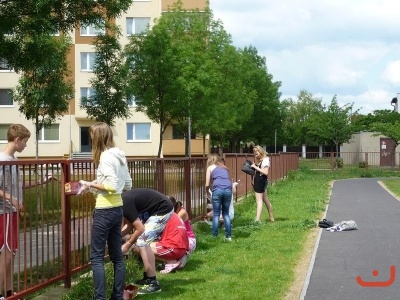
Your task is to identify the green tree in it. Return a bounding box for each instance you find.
[352,109,399,132]
[309,96,357,164]
[233,46,281,149]
[80,25,131,126]
[12,35,74,159]
[280,90,324,147]
[125,1,242,157]
[0,0,133,71]
[124,11,179,157]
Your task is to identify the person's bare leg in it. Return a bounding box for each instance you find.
[255,192,264,221]
[139,246,156,277]
[0,249,13,296]
[263,192,274,222]
[0,250,4,296]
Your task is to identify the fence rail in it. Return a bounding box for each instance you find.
[1,154,299,299]
[298,152,400,170]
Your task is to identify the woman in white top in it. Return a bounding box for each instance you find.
[251,145,274,222]
[80,122,132,300]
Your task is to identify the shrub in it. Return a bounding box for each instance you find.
[359,161,367,168]
[333,158,343,169]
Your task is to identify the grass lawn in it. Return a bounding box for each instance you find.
[61,168,400,300]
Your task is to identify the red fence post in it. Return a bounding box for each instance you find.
[62,160,72,288]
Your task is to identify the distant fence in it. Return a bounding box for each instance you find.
[0,153,298,299]
[298,152,400,170]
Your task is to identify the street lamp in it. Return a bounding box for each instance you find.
[391,95,399,112]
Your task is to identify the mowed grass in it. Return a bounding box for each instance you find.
[61,168,400,300]
[380,177,400,199]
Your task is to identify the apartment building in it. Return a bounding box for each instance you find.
[0,0,209,158]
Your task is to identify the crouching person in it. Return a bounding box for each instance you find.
[121,188,173,295]
[169,197,196,269]
[150,212,189,274]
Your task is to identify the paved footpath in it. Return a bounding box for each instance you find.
[302,178,400,300]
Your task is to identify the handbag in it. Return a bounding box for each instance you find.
[318,219,334,228]
[241,159,255,176]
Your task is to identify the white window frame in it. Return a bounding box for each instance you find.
[126,17,150,36]
[38,124,60,143]
[127,123,151,142]
[80,52,96,71]
[0,89,13,106]
[0,124,12,143]
[80,23,105,36]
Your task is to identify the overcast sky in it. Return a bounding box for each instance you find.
[210,0,400,114]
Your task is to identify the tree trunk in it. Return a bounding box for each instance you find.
[157,127,163,158]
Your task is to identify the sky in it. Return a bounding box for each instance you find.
[210,0,400,115]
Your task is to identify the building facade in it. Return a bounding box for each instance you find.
[0,0,209,158]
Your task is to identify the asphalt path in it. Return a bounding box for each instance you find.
[302,178,400,300]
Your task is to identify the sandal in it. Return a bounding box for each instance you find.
[159,261,181,274]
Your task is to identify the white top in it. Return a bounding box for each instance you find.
[260,157,270,169]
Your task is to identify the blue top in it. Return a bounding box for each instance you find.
[211,166,232,192]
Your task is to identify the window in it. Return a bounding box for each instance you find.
[127,123,151,141]
[127,96,136,106]
[80,52,96,71]
[126,95,141,107]
[126,17,150,35]
[0,59,12,72]
[80,23,105,36]
[80,88,96,98]
[0,89,13,106]
[80,88,96,104]
[0,124,12,142]
[38,124,59,142]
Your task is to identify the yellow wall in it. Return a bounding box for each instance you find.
[162,0,207,11]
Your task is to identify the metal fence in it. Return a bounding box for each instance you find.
[0,153,298,299]
[298,152,400,170]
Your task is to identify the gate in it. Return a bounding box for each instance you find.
[380,138,395,167]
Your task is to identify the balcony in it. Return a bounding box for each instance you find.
[163,138,210,156]
[162,0,207,11]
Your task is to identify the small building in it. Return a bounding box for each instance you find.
[341,131,400,167]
